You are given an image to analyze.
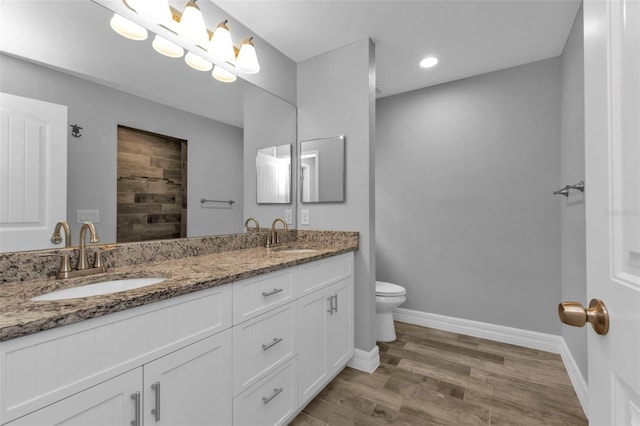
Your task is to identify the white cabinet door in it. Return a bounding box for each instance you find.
[7,369,142,426]
[143,330,232,426]
[297,276,354,406]
[326,278,354,376]
[297,287,330,404]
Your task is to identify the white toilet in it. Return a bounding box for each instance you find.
[375,281,407,342]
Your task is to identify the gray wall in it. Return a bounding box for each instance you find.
[1,54,244,243]
[376,58,562,334]
[243,84,297,227]
[297,39,378,352]
[560,7,587,380]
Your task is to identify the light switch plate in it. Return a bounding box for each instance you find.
[301,209,310,225]
[284,209,293,225]
[77,209,100,223]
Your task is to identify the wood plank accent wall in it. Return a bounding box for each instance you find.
[117,126,187,243]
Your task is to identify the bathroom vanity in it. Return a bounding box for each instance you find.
[0,236,356,425]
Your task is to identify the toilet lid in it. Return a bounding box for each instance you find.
[376,281,406,296]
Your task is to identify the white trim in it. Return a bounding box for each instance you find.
[394,308,563,352]
[347,346,380,373]
[559,339,589,418]
[393,307,589,419]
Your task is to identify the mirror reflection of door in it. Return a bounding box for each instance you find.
[256,144,291,204]
[301,151,319,202]
[117,126,187,242]
[300,135,345,203]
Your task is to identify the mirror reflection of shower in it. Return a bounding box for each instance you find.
[256,144,291,204]
[300,135,345,203]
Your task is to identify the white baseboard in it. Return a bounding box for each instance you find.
[393,307,589,418]
[559,339,589,418]
[348,346,380,373]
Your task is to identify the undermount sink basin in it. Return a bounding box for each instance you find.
[32,277,167,301]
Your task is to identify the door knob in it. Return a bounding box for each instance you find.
[558,299,609,335]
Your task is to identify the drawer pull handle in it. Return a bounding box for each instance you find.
[262,387,284,404]
[262,337,283,350]
[151,381,161,422]
[262,288,283,297]
[327,295,334,314]
[130,391,141,426]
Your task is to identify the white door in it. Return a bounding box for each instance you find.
[0,93,67,252]
[7,369,142,426]
[143,330,232,426]
[584,0,640,424]
[326,278,354,375]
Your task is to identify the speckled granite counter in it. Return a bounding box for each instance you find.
[0,234,358,342]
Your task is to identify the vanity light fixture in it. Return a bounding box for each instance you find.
[178,0,209,46]
[110,13,148,40]
[185,51,213,71]
[209,20,236,64]
[419,56,439,68]
[235,37,260,74]
[152,35,184,58]
[212,65,237,83]
[109,0,260,83]
[127,0,172,24]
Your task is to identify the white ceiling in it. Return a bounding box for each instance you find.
[214,0,581,98]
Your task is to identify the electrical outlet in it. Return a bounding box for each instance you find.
[301,209,310,225]
[77,210,100,223]
[284,209,293,225]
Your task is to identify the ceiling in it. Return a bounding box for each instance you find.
[214,0,581,98]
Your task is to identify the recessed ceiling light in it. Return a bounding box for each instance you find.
[420,56,438,68]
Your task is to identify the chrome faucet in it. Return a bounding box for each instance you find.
[77,222,99,270]
[267,218,288,248]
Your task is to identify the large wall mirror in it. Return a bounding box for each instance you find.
[0,0,296,253]
[301,135,345,203]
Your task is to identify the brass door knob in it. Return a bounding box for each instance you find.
[558,299,609,335]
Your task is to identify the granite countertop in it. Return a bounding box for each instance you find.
[0,242,357,342]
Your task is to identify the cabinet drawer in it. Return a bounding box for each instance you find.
[233,269,296,325]
[298,252,353,295]
[233,357,297,426]
[233,303,297,396]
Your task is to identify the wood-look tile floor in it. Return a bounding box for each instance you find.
[290,321,587,426]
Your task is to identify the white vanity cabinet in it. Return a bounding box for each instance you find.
[298,272,354,405]
[0,251,355,426]
[7,331,232,426]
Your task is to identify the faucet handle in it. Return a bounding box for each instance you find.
[92,244,118,268]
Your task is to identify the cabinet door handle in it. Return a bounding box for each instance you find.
[262,288,283,297]
[262,337,283,350]
[334,294,338,313]
[130,391,141,426]
[327,295,334,314]
[262,387,284,404]
[151,381,161,422]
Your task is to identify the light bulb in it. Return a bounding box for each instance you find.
[178,0,209,46]
[110,13,148,41]
[235,37,260,74]
[419,56,438,68]
[152,35,184,58]
[212,65,237,83]
[209,20,235,64]
[130,0,172,23]
[185,52,212,71]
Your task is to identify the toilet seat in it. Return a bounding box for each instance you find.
[376,281,406,296]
